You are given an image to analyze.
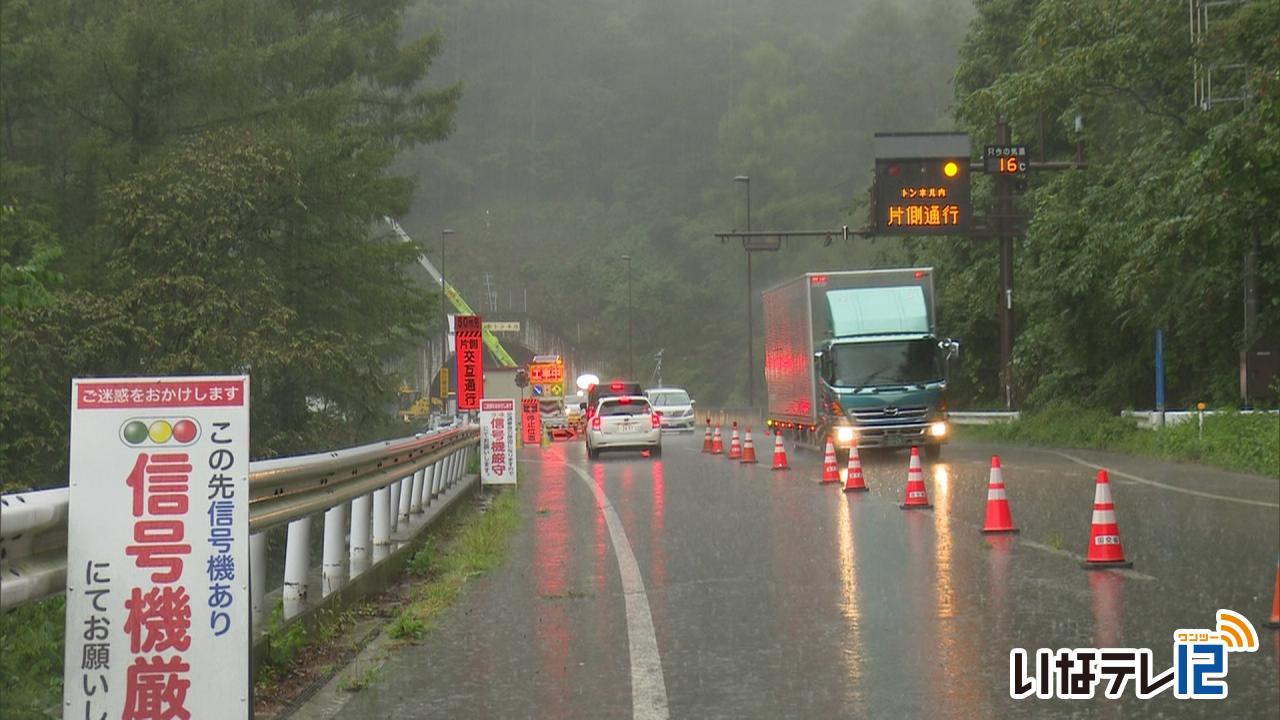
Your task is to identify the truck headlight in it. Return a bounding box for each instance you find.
[835,426,856,444]
[929,421,949,437]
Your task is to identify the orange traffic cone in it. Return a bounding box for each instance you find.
[820,438,840,484]
[770,431,790,471]
[842,445,868,492]
[899,447,932,509]
[701,422,713,453]
[1081,470,1132,569]
[728,423,742,460]
[740,427,758,464]
[981,456,1018,533]
[1263,558,1279,629]
[711,426,724,455]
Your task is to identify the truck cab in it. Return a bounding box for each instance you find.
[763,269,957,459]
[813,276,956,456]
[815,334,956,456]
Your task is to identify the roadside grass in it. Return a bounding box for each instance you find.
[0,595,65,719]
[956,404,1279,479]
[254,482,522,705]
[386,488,522,643]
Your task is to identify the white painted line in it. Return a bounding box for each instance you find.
[1047,451,1279,509]
[1017,539,1156,581]
[565,461,670,720]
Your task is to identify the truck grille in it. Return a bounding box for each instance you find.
[850,405,927,423]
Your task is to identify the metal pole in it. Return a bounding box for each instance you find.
[322,503,347,596]
[409,467,426,513]
[996,120,1016,410]
[746,180,753,409]
[1243,227,1259,406]
[350,493,371,577]
[372,486,391,563]
[441,229,455,417]
[621,254,633,376]
[282,516,310,618]
[1155,328,1166,427]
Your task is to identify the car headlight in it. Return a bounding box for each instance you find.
[835,426,856,443]
[929,421,948,437]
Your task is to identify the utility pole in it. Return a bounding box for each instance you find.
[995,120,1016,410]
[440,228,454,415]
[734,175,753,408]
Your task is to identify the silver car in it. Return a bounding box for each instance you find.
[586,396,662,459]
[645,387,696,431]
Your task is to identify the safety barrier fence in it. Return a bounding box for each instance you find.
[0,425,480,637]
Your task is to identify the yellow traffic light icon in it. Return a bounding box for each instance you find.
[943,160,960,178]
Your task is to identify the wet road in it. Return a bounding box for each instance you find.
[336,433,1279,719]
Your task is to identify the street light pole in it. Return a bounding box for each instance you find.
[440,228,454,416]
[621,254,633,376]
[734,175,753,408]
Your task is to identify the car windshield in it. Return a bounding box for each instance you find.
[599,399,651,416]
[648,390,690,407]
[830,339,942,388]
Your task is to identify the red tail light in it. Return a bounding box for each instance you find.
[610,382,624,391]
[592,416,601,430]
[651,412,661,428]
[619,397,631,404]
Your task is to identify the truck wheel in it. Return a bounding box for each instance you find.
[924,444,942,461]
[588,447,599,460]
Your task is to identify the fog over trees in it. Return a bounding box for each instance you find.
[3,0,1276,490]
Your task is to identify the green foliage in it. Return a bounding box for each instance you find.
[407,540,439,577]
[1,0,459,488]
[915,0,1280,409]
[448,490,522,574]
[341,664,380,692]
[387,613,427,641]
[958,405,1280,478]
[0,595,65,719]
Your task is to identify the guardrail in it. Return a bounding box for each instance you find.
[0,425,480,630]
[949,411,1021,424]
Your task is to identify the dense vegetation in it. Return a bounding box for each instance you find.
[1,0,458,489]
[405,0,1277,413]
[3,1,1277,490]
[958,405,1280,479]
[917,0,1280,409]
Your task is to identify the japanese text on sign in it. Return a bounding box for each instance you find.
[65,376,250,720]
[455,315,484,411]
[522,398,541,446]
[480,399,517,485]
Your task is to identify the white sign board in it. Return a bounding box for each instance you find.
[64,376,251,720]
[479,398,517,485]
[483,321,521,333]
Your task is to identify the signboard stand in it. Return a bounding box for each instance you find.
[64,376,251,720]
[455,315,484,411]
[480,399,517,485]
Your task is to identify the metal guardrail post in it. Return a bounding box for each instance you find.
[409,468,426,513]
[397,474,413,525]
[322,502,347,597]
[283,517,311,619]
[350,493,371,578]
[250,532,267,629]
[372,486,392,563]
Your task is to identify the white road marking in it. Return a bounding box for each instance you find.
[565,461,670,720]
[1017,539,1156,581]
[1046,450,1279,509]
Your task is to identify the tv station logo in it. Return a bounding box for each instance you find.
[1010,609,1259,700]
